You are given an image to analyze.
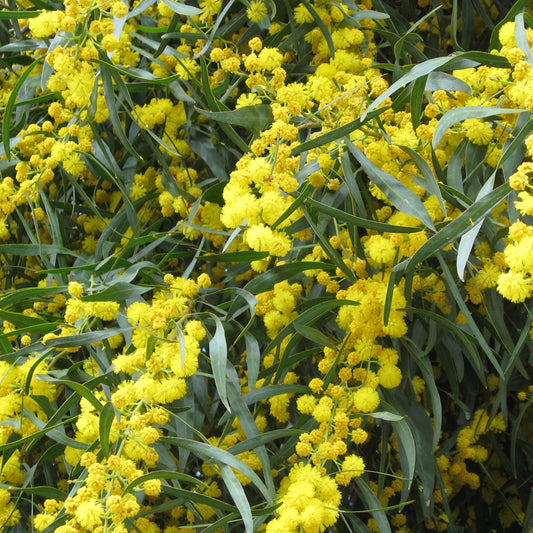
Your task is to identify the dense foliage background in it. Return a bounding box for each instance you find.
[0,0,532,531]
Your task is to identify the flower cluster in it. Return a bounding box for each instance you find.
[0,0,532,532]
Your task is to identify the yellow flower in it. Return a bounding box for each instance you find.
[112,0,128,17]
[245,223,273,251]
[499,21,516,48]
[269,231,291,257]
[294,3,313,23]
[353,386,380,413]
[74,499,104,530]
[235,93,262,109]
[378,364,402,388]
[29,10,64,38]
[248,36,262,52]
[497,271,533,302]
[515,191,533,216]
[258,48,283,71]
[341,454,365,479]
[246,0,268,22]
[462,118,494,145]
[365,234,397,265]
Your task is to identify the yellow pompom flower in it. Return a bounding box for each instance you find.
[67,281,84,299]
[499,21,516,47]
[341,454,365,479]
[74,499,104,530]
[515,191,533,216]
[258,48,283,71]
[235,93,262,109]
[462,118,494,145]
[378,364,402,388]
[353,387,380,413]
[365,234,397,265]
[246,0,268,22]
[296,394,317,414]
[245,224,273,251]
[497,271,533,303]
[29,10,64,38]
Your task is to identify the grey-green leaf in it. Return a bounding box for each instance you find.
[196,105,274,130]
[345,140,435,230]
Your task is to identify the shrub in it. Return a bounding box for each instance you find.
[0,0,532,531]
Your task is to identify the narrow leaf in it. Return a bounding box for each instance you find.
[219,465,253,532]
[209,314,230,411]
[354,478,392,533]
[196,105,273,130]
[345,140,435,230]
[432,107,524,150]
[99,402,115,456]
[160,0,202,15]
[395,183,511,274]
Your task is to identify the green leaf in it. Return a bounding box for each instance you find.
[401,146,446,217]
[201,251,269,263]
[225,369,276,497]
[21,408,88,450]
[363,51,510,120]
[99,57,142,162]
[124,470,208,494]
[55,380,104,412]
[82,281,151,302]
[406,307,484,384]
[200,58,249,153]
[291,107,387,156]
[99,402,115,456]
[437,255,502,381]
[370,411,406,422]
[394,183,511,274]
[302,206,357,280]
[187,129,229,181]
[244,333,260,391]
[161,485,236,511]
[44,328,129,348]
[83,151,138,233]
[456,174,495,280]
[489,0,530,50]
[301,0,335,58]
[272,182,313,230]
[0,10,40,18]
[227,428,301,456]
[219,463,253,532]
[243,384,310,405]
[293,322,338,350]
[426,71,472,93]
[432,107,525,150]
[403,336,442,452]
[244,261,335,295]
[304,197,420,233]
[354,478,392,533]
[196,105,274,130]
[346,8,390,21]
[12,486,66,499]
[162,437,273,504]
[192,0,237,59]
[410,75,428,130]
[208,314,230,411]
[0,309,47,328]
[345,140,435,230]
[389,409,416,501]
[3,54,40,157]
[160,0,202,15]
[127,0,158,18]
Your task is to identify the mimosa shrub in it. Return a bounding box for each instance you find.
[0,0,532,531]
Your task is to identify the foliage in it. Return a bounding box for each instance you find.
[0,0,532,532]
